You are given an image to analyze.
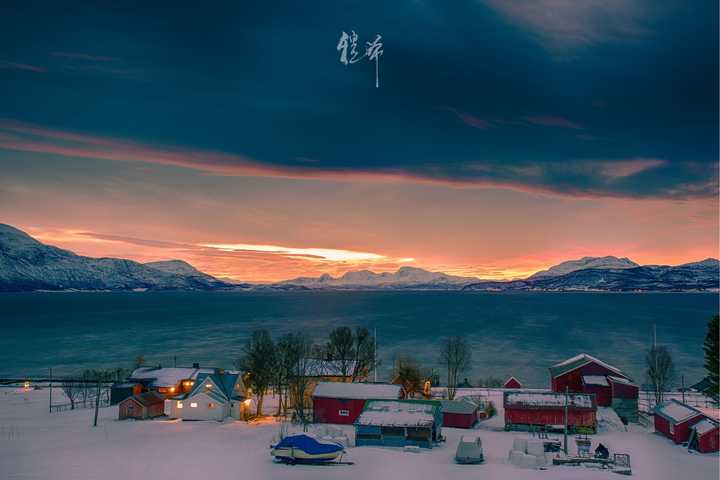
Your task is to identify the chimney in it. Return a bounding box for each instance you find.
[192,362,200,369]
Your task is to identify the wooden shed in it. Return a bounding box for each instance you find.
[118,391,166,420]
[503,376,522,389]
[654,400,705,444]
[355,400,443,449]
[550,354,629,393]
[440,398,479,428]
[312,382,402,424]
[504,391,597,432]
[688,418,720,453]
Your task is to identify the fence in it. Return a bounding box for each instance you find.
[638,390,715,414]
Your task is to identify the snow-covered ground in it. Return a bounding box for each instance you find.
[1,387,717,480]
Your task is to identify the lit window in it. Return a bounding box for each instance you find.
[177,402,183,409]
[208,402,215,409]
[339,409,350,417]
[190,402,198,408]
[169,387,176,393]
[205,383,213,388]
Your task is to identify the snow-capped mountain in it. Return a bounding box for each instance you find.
[280,266,478,289]
[528,256,639,280]
[0,224,229,292]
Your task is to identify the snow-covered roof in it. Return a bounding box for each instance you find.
[356,400,438,427]
[504,391,595,409]
[549,353,624,379]
[692,418,719,435]
[312,382,401,400]
[440,399,479,414]
[696,407,720,421]
[583,375,609,387]
[607,375,637,386]
[129,367,215,388]
[655,400,703,424]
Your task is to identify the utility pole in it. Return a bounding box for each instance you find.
[681,375,685,404]
[373,327,377,383]
[654,324,659,407]
[563,386,569,455]
[49,367,53,414]
[93,373,103,427]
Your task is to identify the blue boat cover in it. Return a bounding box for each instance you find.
[275,434,343,454]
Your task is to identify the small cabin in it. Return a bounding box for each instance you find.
[654,400,706,444]
[118,391,165,420]
[688,418,720,453]
[355,400,443,449]
[503,376,522,389]
[312,382,402,424]
[441,398,479,429]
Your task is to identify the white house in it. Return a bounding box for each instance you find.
[164,371,251,421]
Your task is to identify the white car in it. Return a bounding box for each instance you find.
[455,435,484,464]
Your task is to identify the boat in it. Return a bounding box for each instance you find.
[271,434,345,464]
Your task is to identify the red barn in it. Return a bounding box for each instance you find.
[441,398,479,428]
[654,400,705,444]
[118,391,165,420]
[312,382,402,424]
[550,354,629,393]
[503,376,522,389]
[689,418,720,453]
[504,391,597,432]
[581,375,612,406]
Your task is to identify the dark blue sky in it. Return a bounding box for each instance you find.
[1,0,717,199]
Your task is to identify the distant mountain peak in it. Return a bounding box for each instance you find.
[528,256,640,280]
[280,266,477,289]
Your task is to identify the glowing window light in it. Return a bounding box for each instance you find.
[190,402,198,408]
[169,386,176,393]
[177,402,183,409]
[205,383,212,388]
[243,398,252,406]
[23,381,30,389]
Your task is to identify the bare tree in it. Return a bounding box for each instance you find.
[440,336,472,400]
[646,345,675,405]
[274,333,298,417]
[352,327,376,382]
[327,327,355,381]
[60,378,80,410]
[285,333,313,429]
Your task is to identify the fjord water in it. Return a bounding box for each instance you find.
[1,291,716,386]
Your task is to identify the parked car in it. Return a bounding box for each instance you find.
[455,435,484,464]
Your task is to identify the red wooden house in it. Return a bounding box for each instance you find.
[689,418,720,453]
[312,382,402,424]
[503,391,597,432]
[654,400,705,444]
[503,376,522,389]
[550,353,639,422]
[440,398,479,428]
[118,391,165,420]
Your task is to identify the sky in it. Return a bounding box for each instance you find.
[0,0,718,282]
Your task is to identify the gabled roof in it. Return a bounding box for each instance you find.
[549,353,625,379]
[178,372,243,402]
[655,399,704,424]
[312,382,401,400]
[129,366,215,388]
[503,376,522,387]
[607,376,638,387]
[124,391,165,407]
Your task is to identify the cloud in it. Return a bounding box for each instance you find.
[51,52,118,62]
[0,119,714,200]
[446,108,492,130]
[523,115,583,130]
[483,0,651,49]
[0,62,46,73]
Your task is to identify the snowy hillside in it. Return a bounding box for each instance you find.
[280,266,478,289]
[528,256,639,280]
[0,224,229,292]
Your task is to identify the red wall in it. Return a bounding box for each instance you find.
[698,427,720,453]
[552,362,623,393]
[582,384,612,407]
[443,411,477,429]
[654,413,704,444]
[313,397,367,424]
[504,378,522,389]
[505,407,596,429]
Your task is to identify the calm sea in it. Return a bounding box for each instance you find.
[0,291,716,387]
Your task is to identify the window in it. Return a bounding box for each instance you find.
[406,428,430,440]
[190,402,198,408]
[208,402,215,409]
[381,426,405,437]
[338,409,350,417]
[177,402,183,409]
